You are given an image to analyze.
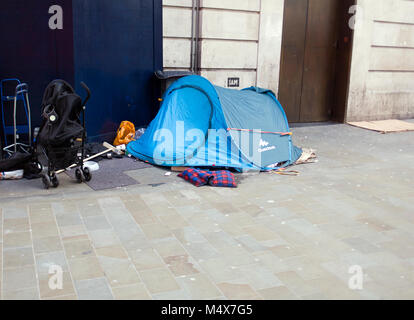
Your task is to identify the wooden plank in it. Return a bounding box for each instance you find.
[171,167,188,172]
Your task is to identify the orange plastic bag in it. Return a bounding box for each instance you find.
[114,121,136,146]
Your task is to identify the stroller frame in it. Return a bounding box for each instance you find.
[39,81,91,189]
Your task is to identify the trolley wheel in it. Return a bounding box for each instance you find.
[42,174,51,189]
[75,169,83,183]
[50,174,59,188]
[82,167,92,182]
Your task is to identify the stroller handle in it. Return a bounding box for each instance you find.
[80,82,91,106]
[15,83,28,95]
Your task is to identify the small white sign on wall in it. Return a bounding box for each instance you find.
[227,77,240,88]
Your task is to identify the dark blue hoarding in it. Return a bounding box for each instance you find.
[0,0,162,141]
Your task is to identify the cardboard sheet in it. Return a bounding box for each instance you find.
[348,120,414,134]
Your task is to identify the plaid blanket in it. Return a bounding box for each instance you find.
[178,169,237,188]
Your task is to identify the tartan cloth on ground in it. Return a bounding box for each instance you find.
[178,169,237,188]
[178,169,209,187]
[209,170,237,187]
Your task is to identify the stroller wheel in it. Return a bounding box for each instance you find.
[82,167,92,182]
[75,169,83,183]
[35,162,43,174]
[51,174,59,188]
[42,174,51,189]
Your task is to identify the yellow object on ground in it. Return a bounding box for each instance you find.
[114,121,136,146]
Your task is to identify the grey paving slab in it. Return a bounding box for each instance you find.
[74,278,114,300]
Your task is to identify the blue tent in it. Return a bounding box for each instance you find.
[127,75,302,171]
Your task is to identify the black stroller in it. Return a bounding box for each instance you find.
[37,80,92,189]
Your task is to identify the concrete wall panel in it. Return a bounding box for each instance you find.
[163,7,193,38]
[201,0,260,12]
[372,22,414,47]
[200,40,258,69]
[201,9,259,41]
[366,71,414,92]
[164,0,192,7]
[374,0,414,23]
[369,47,414,71]
[164,38,192,68]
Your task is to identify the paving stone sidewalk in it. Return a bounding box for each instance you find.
[1,122,413,300]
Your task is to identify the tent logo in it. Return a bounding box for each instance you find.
[258,139,276,153]
[259,139,269,147]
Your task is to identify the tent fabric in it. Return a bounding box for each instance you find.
[126,75,302,171]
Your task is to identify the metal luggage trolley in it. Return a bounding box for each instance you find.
[1,79,32,155]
